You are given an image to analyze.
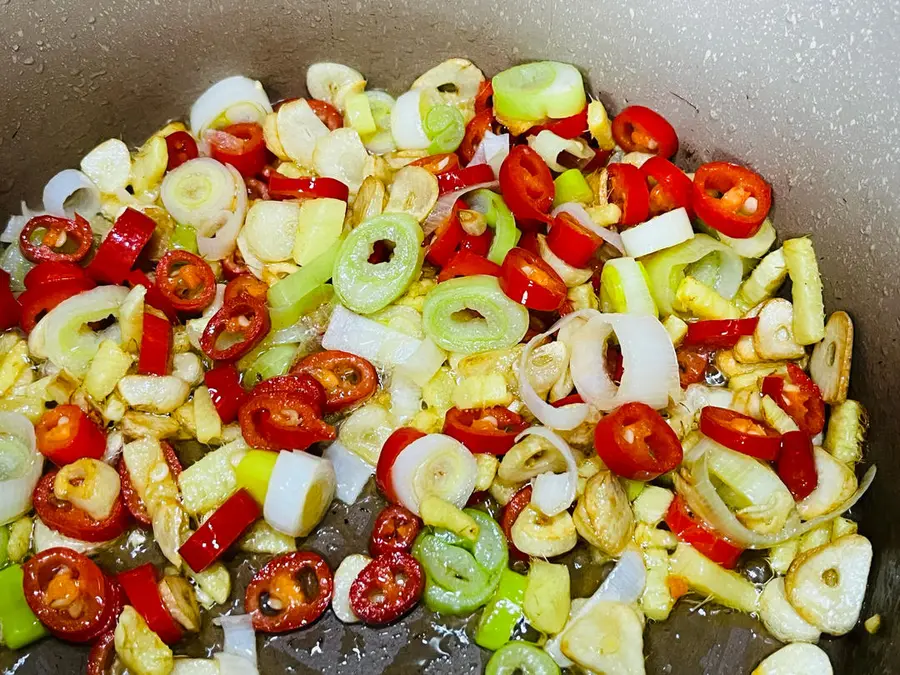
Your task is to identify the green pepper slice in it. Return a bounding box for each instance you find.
[475,568,528,650]
[485,642,561,675]
[0,564,48,649]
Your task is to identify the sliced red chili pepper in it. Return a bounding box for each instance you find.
[459,229,493,257]
[88,208,156,285]
[665,495,744,569]
[641,156,694,218]
[761,363,825,436]
[155,249,216,314]
[18,277,96,333]
[517,230,540,256]
[607,163,650,227]
[676,345,711,388]
[118,442,182,528]
[692,162,772,238]
[499,246,567,311]
[606,344,625,385]
[546,211,603,268]
[611,105,679,158]
[125,269,178,323]
[684,318,759,349]
[459,109,494,164]
[551,393,584,407]
[501,485,532,560]
[499,145,555,227]
[376,428,426,504]
[222,247,251,280]
[699,406,782,461]
[138,312,173,376]
[117,564,183,644]
[87,631,116,675]
[165,131,199,171]
[530,106,589,140]
[349,551,424,625]
[250,374,326,416]
[32,472,131,543]
[777,430,818,501]
[208,122,267,178]
[268,174,350,202]
[200,296,270,362]
[179,489,261,573]
[308,99,344,131]
[426,201,466,267]
[245,551,333,633]
[410,152,461,176]
[35,404,106,466]
[224,273,269,305]
[443,406,527,455]
[370,505,422,557]
[436,250,501,282]
[582,148,613,174]
[292,349,378,413]
[0,269,20,332]
[474,81,493,115]
[238,392,335,451]
[19,214,93,264]
[24,261,90,289]
[436,162,496,195]
[23,548,117,643]
[203,364,249,425]
[594,402,684,480]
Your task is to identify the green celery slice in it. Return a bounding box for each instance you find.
[467,190,521,265]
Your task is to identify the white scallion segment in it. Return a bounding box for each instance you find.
[162,158,238,231]
[332,554,372,623]
[545,549,646,668]
[468,131,510,179]
[213,614,257,666]
[0,412,43,526]
[390,433,477,516]
[362,91,397,155]
[190,76,272,136]
[569,311,680,411]
[241,200,301,263]
[527,131,594,172]
[519,427,578,517]
[198,166,247,261]
[277,99,331,168]
[391,89,431,151]
[550,202,624,252]
[621,207,694,258]
[323,441,374,504]
[492,61,586,122]
[322,304,422,370]
[42,169,102,220]
[599,257,658,316]
[263,451,336,537]
[306,63,366,112]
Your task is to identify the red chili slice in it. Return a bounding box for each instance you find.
[348,551,424,625]
[436,162,496,195]
[23,261,90,289]
[436,250,501,282]
[501,485,533,560]
[18,277,96,333]
[443,406,527,455]
[370,505,422,557]
[777,430,818,501]
[222,248,251,280]
[665,495,744,569]
[200,296,270,362]
[530,106,589,139]
[19,214,93,264]
[204,364,249,425]
[292,350,378,413]
[459,109,494,164]
[761,363,826,436]
[410,153,461,177]
[224,273,269,305]
[179,489,261,573]
[641,156,694,218]
[606,163,650,227]
[684,318,759,349]
[499,246,567,311]
[138,312,173,376]
[676,345,711,388]
[119,442,182,528]
[32,472,131,543]
[238,392,335,451]
[698,406,782,461]
[426,201,466,267]
[0,270,21,331]
[87,208,156,285]
[208,122,267,178]
[245,551,333,633]
[692,162,772,238]
[499,145,555,227]
[268,174,350,202]
[117,564,183,644]
[376,428,426,504]
[165,131,199,171]
[23,548,118,643]
[611,105,679,158]
[546,211,603,268]
[474,81,493,115]
[87,631,116,675]
[308,99,344,131]
[250,374,326,416]
[35,404,106,466]
[126,269,178,323]
[460,230,493,257]
[594,402,684,480]
[155,249,216,314]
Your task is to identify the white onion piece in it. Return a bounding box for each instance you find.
[527,131,595,172]
[0,412,44,526]
[395,337,447,387]
[190,76,272,136]
[323,441,374,503]
[42,169,101,219]
[2,202,43,244]
[468,131,510,179]
[390,89,431,150]
[519,427,578,517]
[551,202,624,252]
[389,373,423,424]
[263,451,336,537]
[517,311,594,430]
[197,166,248,261]
[546,548,646,667]
[570,312,680,411]
[620,208,694,258]
[214,614,257,665]
[332,554,372,623]
[102,430,125,465]
[322,305,421,369]
[390,434,477,516]
[421,180,499,237]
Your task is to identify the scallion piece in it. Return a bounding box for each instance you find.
[466,190,520,265]
[492,61,586,123]
[553,169,594,207]
[171,222,199,254]
[424,104,466,154]
[267,241,340,330]
[243,344,299,387]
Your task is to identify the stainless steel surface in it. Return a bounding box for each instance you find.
[1,0,898,672]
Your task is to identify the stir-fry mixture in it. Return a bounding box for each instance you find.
[0,58,876,675]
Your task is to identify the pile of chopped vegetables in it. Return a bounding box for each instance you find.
[0,58,875,675]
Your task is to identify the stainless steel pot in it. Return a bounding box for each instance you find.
[1,0,897,672]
